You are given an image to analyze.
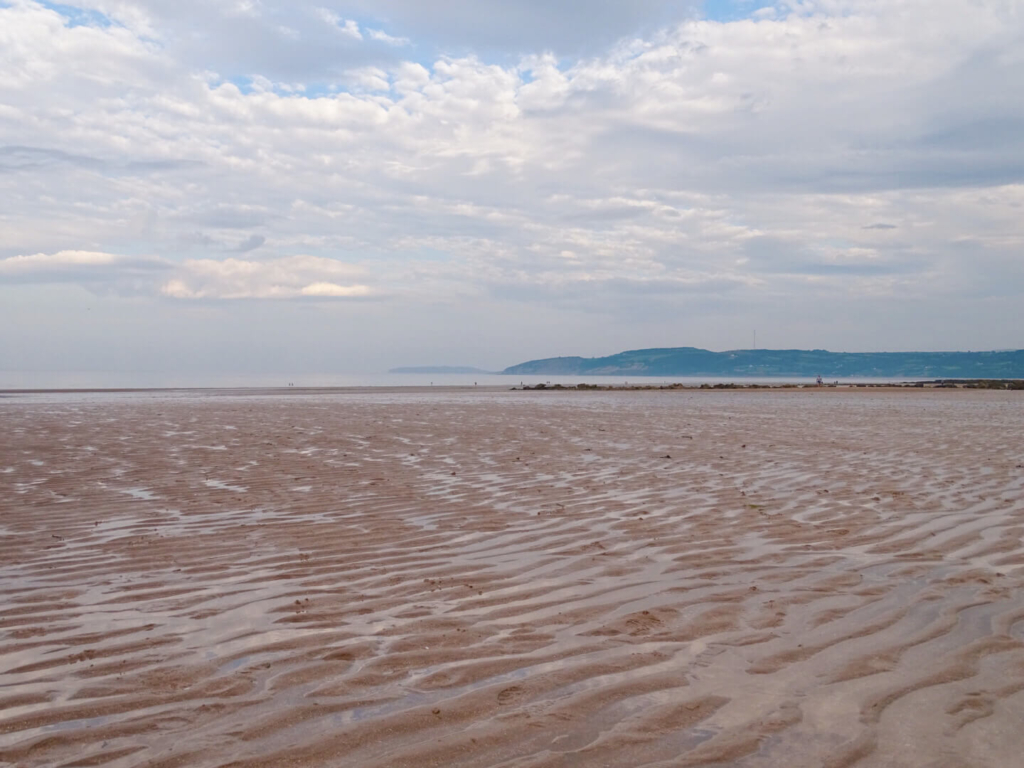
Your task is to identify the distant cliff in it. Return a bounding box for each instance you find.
[501,347,1024,378]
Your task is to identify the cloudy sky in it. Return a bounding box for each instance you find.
[2,0,1022,376]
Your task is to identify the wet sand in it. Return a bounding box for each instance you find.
[1,388,1023,767]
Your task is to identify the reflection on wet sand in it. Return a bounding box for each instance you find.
[1,388,1023,767]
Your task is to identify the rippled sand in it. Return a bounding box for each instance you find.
[2,388,1023,767]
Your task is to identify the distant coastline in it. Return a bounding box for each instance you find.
[499,347,1024,379]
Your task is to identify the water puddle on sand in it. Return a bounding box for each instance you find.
[406,513,439,531]
[42,714,111,732]
[204,479,248,493]
[88,514,168,543]
[12,480,45,494]
[122,487,160,501]
[1009,619,1024,642]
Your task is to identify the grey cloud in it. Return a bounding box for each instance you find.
[73,1,701,82]
[919,117,1024,152]
[593,127,1024,195]
[781,262,908,277]
[713,151,1024,195]
[559,206,653,225]
[176,231,217,249]
[600,276,744,296]
[489,275,747,323]
[491,274,743,304]
[233,234,266,253]
[83,1,401,83]
[741,237,922,278]
[0,145,202,176]
[124,159,206,174]
[0,145,103,172]
[185,205,274,230]
[345,0,700,57]
[0,253,173,285]
[863,223,897,230]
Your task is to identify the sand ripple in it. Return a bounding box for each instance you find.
[1,389,1023,767]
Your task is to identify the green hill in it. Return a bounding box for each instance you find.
[502,347,1024,378]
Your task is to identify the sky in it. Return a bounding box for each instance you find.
[1,0,1023,375]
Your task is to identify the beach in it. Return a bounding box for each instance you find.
[2,387,1023,767]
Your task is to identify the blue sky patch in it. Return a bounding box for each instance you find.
[39,1,112,28]
[702,0,766,22]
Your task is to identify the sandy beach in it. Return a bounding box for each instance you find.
[1,387,1023,767]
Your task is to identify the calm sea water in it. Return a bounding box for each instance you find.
[0,370,911,390]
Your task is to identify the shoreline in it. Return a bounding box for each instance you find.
[2,378,1022,396]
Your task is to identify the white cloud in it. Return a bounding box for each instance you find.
[309,9,363,42]
[344,66,390,91]
[338,19,362,40]
[314,7,340,26]
[0,251,121,271]
[0,251,171,284]
[2,249,372,300]
[366,28,409,46]
[300,281,371,297]
[157,256,371,299]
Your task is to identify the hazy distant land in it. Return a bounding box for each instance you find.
[500,346,1024,378]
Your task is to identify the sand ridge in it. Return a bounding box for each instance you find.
[1,389,1023,767]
